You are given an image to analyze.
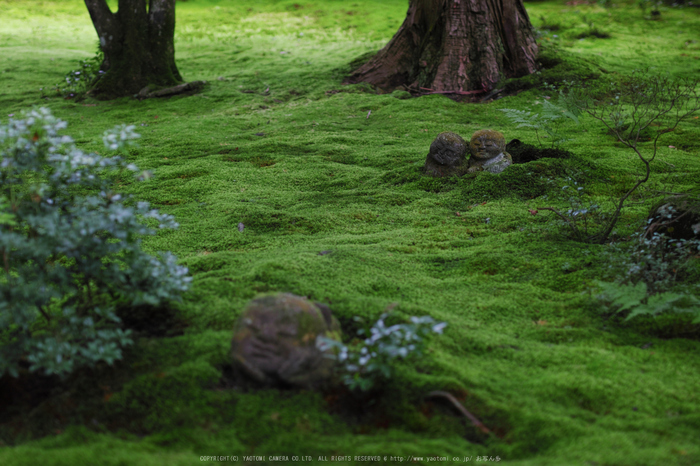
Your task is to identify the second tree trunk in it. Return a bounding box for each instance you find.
[345,0,538,95]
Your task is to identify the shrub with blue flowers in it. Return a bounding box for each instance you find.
[0,108,191,377]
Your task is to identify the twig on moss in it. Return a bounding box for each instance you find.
[426,390,491,434]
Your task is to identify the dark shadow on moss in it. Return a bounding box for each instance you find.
[506,139,571,164]
[115,303,187,338]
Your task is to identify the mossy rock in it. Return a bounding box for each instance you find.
[230,293,342,389]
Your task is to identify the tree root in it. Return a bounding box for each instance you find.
[137,81,207,99]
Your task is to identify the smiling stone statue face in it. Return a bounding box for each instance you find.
[467,129,512,174]
[231,293,341,389]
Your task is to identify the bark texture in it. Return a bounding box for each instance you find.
[84,0,182,99]
[344,0,538,95]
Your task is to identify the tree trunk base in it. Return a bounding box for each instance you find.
[344,0,538,96]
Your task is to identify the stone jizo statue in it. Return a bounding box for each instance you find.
[467,129,512,174]
[231,293,342,389]
[423,132,469,177]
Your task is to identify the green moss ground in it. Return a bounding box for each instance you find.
[1,0,700,465]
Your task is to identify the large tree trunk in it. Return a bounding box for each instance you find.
[84,0,182,99]
[344,0,538,96]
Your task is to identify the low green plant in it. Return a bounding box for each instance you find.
[577,15,611,39]
[596,281,700,324]
[605,229,700,294]
[0,108,191,377]
[595,223,700,328]
[538,177,602,242]
[317,313,447,392]
[0,196,15,227]
[538,71,700,244]
[499,93,581,148]
[52,46,104,99]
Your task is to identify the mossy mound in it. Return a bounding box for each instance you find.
[461,160,559,201]
[503,49,602,93]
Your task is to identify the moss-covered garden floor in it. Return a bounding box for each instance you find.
[1,0,700,464]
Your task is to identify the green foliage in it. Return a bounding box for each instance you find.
[51,46,104,99]
[0,108,191,377]
[0,196,16,227]
[606,230,700,294]
[499,94,581,147]
[535,71,700,243]
[596,281,700,324]
[596,227,700,327]
[317,313,447,392]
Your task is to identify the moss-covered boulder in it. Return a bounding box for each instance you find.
[423,132,469,177]
[231,293,342,389]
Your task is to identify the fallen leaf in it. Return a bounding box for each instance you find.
[535,320,548,326]
[455,212,461,217]
[529,209,538,215]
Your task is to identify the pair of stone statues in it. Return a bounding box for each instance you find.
[424,129,512,177]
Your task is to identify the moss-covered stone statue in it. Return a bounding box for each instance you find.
[423,132,469,177]
[467,129,512,174]
[231,293,342,389]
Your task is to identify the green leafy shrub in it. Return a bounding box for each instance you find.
[596,281,700,325]
[537,71,700,243]
[317,313,447,392]
[52,47,104,98]
[461,158,572,202]
[0,108,191,377]
[595,229,700,330]
[499,92,581,147]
